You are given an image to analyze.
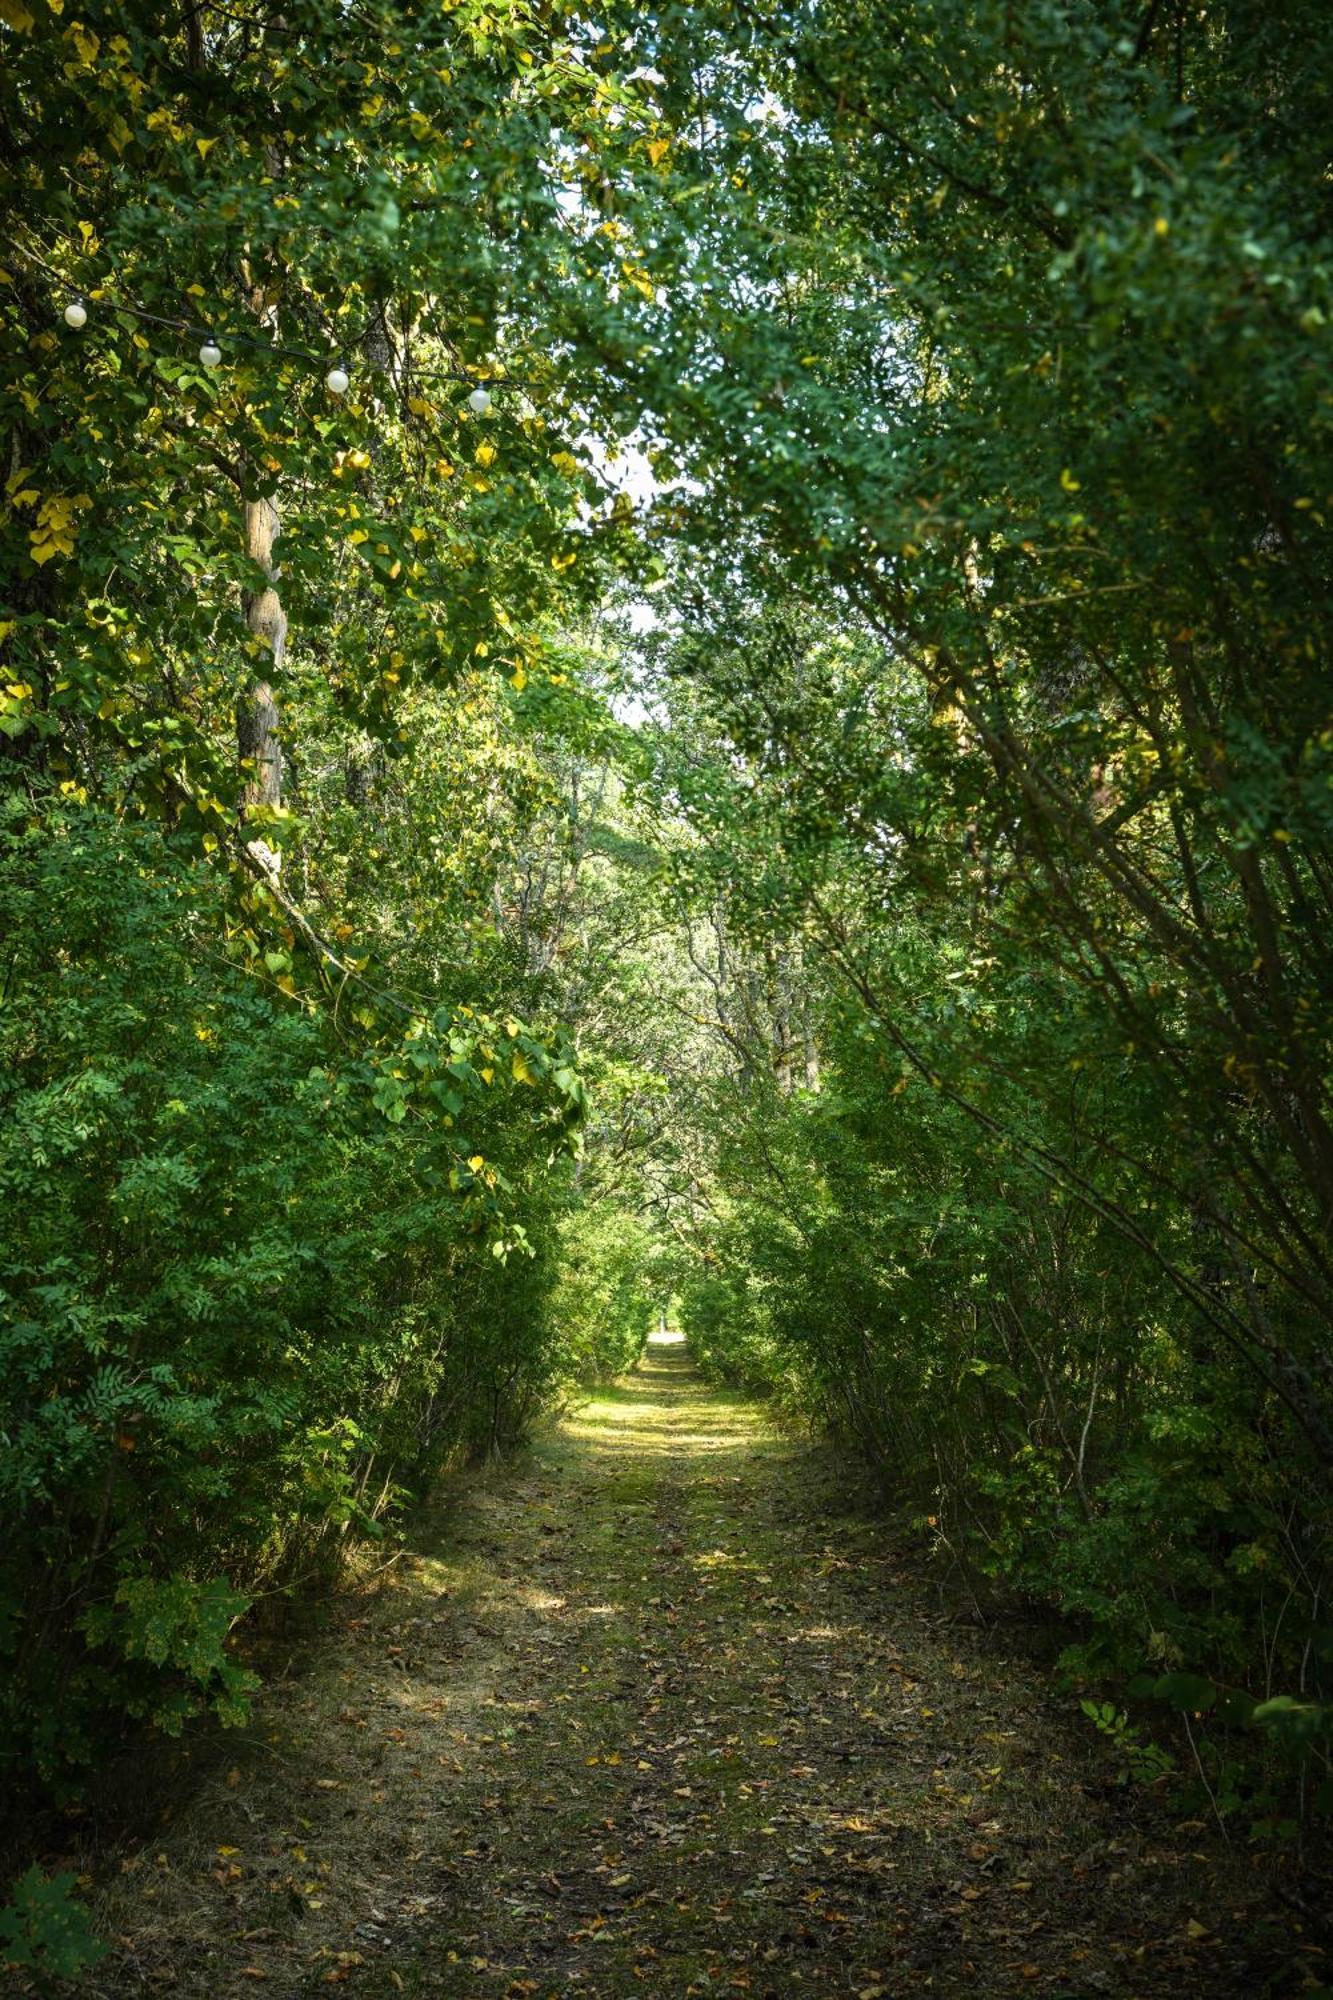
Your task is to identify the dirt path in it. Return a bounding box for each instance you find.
[85,1338,1306,1998]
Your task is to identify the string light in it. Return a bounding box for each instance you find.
[12,240,529,404]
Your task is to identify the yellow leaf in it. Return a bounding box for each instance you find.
[1060,467,1081,492]
[620,260,656,301]
[509,663,527,691]
[648,137,669,166]
[512,1053,537,1086]
[475,441,497,468]
[551,550,577,571]
[196,136,217,158]
[0,0,36,30]
[468,1155,485,1172]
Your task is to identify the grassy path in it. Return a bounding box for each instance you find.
[86,1339,1304,1997]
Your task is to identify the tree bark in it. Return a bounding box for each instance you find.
[238,493,285,823]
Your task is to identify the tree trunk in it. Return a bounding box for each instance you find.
[238,493,285,840]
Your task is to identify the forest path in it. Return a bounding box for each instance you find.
[90,1338,1292,1999]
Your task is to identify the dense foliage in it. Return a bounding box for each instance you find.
[614,0,1333,1826]
[3,0,1332,1890]
[0,720,654,1795]
[0,0,671,1811]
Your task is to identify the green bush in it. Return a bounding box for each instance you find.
[0,801,588,1798]
[0,1868,104,1983]
[677,1008,1333,1815]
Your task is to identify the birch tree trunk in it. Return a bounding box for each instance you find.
[238,493,285,816]
[238,115,288,851]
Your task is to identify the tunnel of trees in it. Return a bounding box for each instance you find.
[1,0,1332,1977]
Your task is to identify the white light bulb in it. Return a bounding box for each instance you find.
[467,386,492,416]
[325,364,350,396]
[199,339,222,368]
[63,300,87,330]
